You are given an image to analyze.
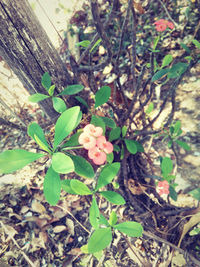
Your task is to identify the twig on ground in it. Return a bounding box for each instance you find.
[0,221,36,267]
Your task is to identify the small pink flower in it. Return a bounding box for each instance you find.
[78,132,96,150]
[88,147,107,165]
[154,19,174,32]
[156,180,169,196]
[96,136,113,154]
[167,21,174,29]
[84,124,103,137]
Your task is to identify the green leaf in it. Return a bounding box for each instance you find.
[124,139,137,154]
[192,39,200,50]
[175,140,191,151]
[96,163,120,190]
[133,140,144,152]
[95,86,111,108]
[52,152,74,174]
[0,149,44,174]
[113,221,143,237]
[173,120,181,135]
[48,84,55,96]
[62,132,81,148]
[113,145,120,152]
[28,93,49,103]
[152,69,169,82]
[34,134,51,154]
[168,63,188,78]
[59,84,84,96]
[88,228,112,253]
[76,40,91,48]
[109,211,118,226]
[61,179,77,194]
[68,154,94,179]
[106,152,114,164]
[42,72,51,90]
[161,157,173,175]
[180,43,191,54]
[169,185,177,201]
[90,115,106,134]
[54,106,81,148]
[122,126,127,137]
[109,127,121,142]
[52,97,67,113]
[89,196,100,229]
[161,55,173,68]
[99,191,126,205]
[90,38,102,53]
[153,36,160,50]
[120,144,125,160]
[99,214,109,226]
[145,102,154,114]
[28,122,50,150]
[75,96,89,108]
[43,166,61,205]
[100,117,116,128]
[70,179,92,195]
[188,188,200,201]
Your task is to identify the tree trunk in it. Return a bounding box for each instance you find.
[0,0,73,120]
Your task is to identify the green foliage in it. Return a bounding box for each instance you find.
[99,191,126,205]
[109,127,121,142]
[41,72,51,90]
[61,180,76,194]
[100,116,116,128]
[95,86,111,108]
[43,166,61,205]
[108,211,118,226]
[59,84,84,95]
[52,97,67,113]
[96,163,120,190]
[89,196,100,229]
[70,179,92,195]
[113,221,143,237]
[68,154,95,179]
[161,157,173,176]
[161,54,173,68]
[0,149,44,174]
[152,69,169,82]
[91,115,106,134]
[124,139,137,154]
[52,152,74,174]
[189,188,200,201]
[169,185,177,201]
[53,106,81,148]
[88,228,112,253]
[28,93,49,103]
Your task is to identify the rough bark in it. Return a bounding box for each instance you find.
[0,0,73,120]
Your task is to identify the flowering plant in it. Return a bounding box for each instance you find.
[154,19,174,32]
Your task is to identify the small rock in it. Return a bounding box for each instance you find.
[183,155,200,167]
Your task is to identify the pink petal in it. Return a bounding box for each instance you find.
[96,136,106,149]
[156,24,167,32]
[103,142,113,154]
[93,151,107,165]
[78,133,96,149]
[88,147,99,159]
[93,127,103,137]
[167,22,174,29]
[84,124,96,135]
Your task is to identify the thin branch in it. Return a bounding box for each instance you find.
[157,0,178,27]
[0,117,27,132]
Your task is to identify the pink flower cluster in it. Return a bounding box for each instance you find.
[78,124,113,165]
[156,180,169,196]
[154,19,174,32]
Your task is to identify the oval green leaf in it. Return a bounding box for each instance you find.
[188,188,200,201]
[70,179,92,195]
[48,84,55,96]
[54,106,81,148]
[61,179,77,194]
[175,140,191,151]
[109,127,121,142]
[109,211,118,226]
[0,149,44,174]
[28,122,50,150]
[99,191,126,205]
[161,157,173,175]
[52,152,74,174]
[43,166,61,205]
[42,72,51,90]
[68,154,94,179]
[95,86,111,108]
[88,228,112,253]
[124,139,137,154]
[151,69,169,82]
[113,221,143,237]
[28,93,49,103]
[100,117,116,128]
[96,163,120,190]
[52,97,67,113]
[89,196,100,229]
[62,132,81,148]
[161,54,173,68]
[59,84,84,96]
[34,134,51,154]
